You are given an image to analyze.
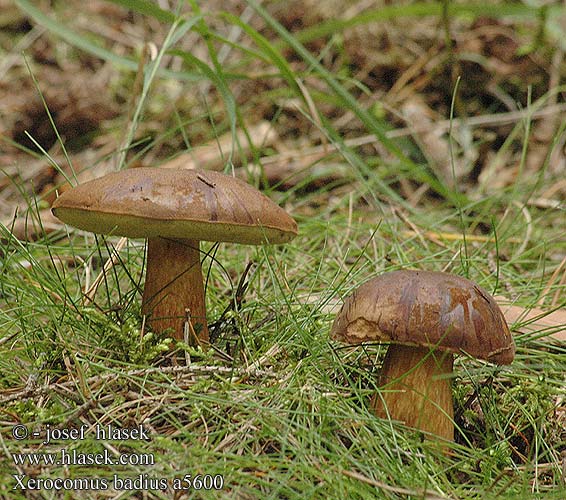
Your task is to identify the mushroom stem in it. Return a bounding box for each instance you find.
[142,237,209,345]
[372,344,454,442]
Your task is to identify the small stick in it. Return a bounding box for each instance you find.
[84,236,128,304]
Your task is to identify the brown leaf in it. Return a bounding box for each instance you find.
[158,121,278,171]
[495,296,566,342]
[401,96,454,185]
[3,208,62,241]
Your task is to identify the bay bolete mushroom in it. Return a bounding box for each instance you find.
[330,270,515,442]
[52,168,297,345]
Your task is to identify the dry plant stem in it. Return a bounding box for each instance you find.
[142,237,209,344]
[372,344,454,442]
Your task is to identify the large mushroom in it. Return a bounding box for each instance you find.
[330,270,515,442]
[52,168,297,345]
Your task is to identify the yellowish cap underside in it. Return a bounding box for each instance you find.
[53,206,295,244]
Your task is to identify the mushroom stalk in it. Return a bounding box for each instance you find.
[142,237,209,345]
[372,344,454,442]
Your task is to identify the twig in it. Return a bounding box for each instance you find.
[83,237,128,303]
[538,254,566,307]
[259,103,566,166]
[552,267,566,308]
[512,201,532,260]
[402,230,522,244]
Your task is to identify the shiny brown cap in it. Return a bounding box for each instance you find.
[331,270,515,364]
[52,168,298,244]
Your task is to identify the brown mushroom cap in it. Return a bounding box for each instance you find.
[331,270,515,365]
[51,168,298,244]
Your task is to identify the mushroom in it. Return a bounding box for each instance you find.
[330,270,515,442]
[52,168,297,345]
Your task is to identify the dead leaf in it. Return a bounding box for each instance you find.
[495,296,566,342]
[401,96,454,185]
[3,208,61,241]
[158,121,278,171]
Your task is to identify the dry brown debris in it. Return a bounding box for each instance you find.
[1,1,565,233]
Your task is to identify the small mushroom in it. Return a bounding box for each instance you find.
[330,270,515,442]
[52,168,297,345]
